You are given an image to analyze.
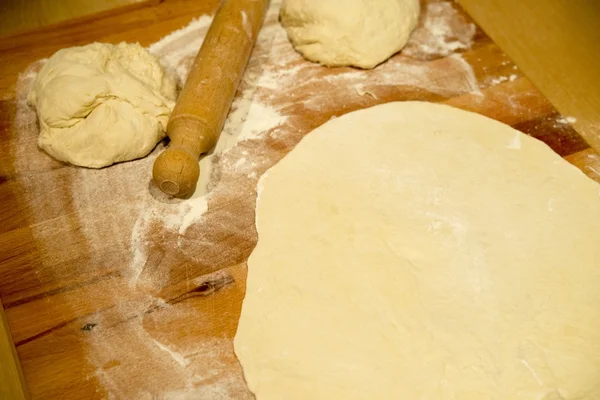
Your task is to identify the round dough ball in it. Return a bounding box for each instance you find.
[280,0,420,69]
[28,42,177,168]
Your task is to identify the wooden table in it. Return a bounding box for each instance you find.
[1,0,599,398]
[0,0,153,38]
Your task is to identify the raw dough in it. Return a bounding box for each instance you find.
[28,42,177,168]
[280,0,420,69]
[235,102,600,399]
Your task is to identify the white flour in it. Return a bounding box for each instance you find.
[10,0,600,387]
[402,1,476,59]
[488,74,519,86]
[556,116,577,125]
[10,1,503,398]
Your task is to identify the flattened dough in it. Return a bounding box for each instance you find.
[235,102,600,399]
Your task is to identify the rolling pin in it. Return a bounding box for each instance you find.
[153,0,270,197]
[0,298,29,400]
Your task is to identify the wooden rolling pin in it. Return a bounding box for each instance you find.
[153,0,270,197]
[0,298,29,399]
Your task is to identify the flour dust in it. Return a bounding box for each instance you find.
[402,1,476,60]
[9,0,555,398]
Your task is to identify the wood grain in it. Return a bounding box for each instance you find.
[459,0,600,153]
[0,298,29,399]
[0,0,156,38]
[0,0,598,398]
[0,0,217,98]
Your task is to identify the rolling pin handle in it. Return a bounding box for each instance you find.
[152,114,217,197]
[151,0,270,198]
[152,148,200,197]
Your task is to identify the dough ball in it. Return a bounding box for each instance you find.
[28,42,177,168]
[280,0,420,69]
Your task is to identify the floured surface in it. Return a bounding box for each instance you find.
[2,0,599,398]
[235,102,600,399]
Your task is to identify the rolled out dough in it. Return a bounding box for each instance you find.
[235,102,600,399]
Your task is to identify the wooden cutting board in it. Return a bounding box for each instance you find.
[1,0,599,398]
[0,0,157,38]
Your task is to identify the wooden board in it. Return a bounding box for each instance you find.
[459,0,600,154]
[1,0,599,398]
[0,0,157,38]
[0,298,28,400]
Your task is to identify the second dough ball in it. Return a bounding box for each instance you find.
[280,0,420,69]
[29,42,177,168]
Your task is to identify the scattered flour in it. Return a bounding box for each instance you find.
[9,1,498,398]
[152,337,191,367]
[149,16,213,84]
[556,116,577,125]
[490,76,508,85]
[402,2,476,60]
[449,53,482,96]
[489,74,519,86]
[178,194,209,235]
